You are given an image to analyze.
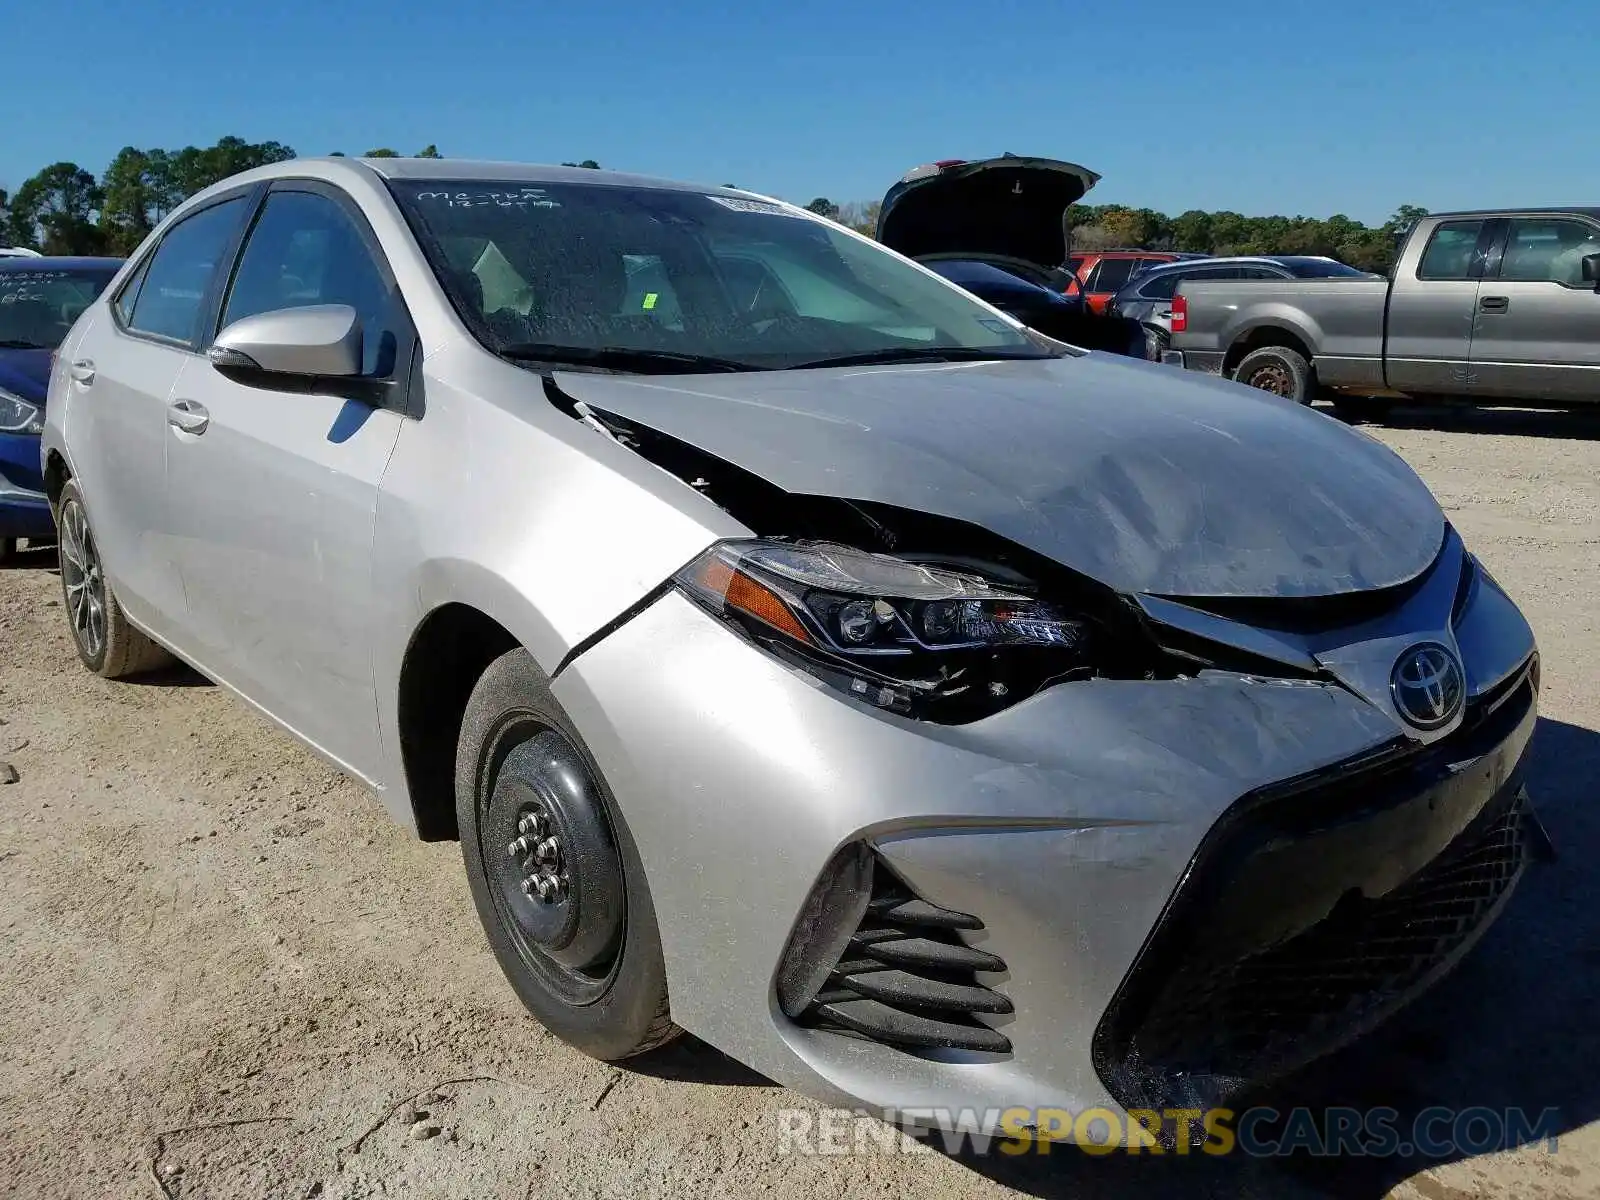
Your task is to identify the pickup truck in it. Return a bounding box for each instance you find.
[1162,207,1600,409]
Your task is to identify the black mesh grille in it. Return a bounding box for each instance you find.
[799,866,1013,1055]
[1133,788,1528,1087]
[1093,657,1540,1112]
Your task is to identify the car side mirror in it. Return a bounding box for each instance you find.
[1582,253,1600,286]
[208,304,363,378]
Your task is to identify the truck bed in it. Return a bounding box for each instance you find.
[1170,278,1390,389]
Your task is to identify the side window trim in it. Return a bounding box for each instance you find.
[112,255,153,325]
[110,184,265,351]
[1479,218,1509,281]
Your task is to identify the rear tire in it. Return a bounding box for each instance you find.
[1233,345,1314,404]
[1143,326,1170,362]
[455,647,679,1061]
[55,480,173,679]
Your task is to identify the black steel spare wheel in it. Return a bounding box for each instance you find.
[485,732,625,998]
[456,647,678,1060]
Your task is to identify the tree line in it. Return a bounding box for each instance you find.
[2,137,1424,275]
[807,198,1427,273]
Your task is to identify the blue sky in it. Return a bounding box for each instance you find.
[8,0,1596,225]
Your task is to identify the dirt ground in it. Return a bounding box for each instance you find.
[1,405,1596,1200]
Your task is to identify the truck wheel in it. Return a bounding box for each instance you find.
[455,647,680,1061]
[1143,326,1170,362]
[0,538,13,564]
[1233,346,1313,404]
[56,480,174,678]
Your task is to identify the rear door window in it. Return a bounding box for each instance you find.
[1154,266,1247,298]
[126,197,248,345]
[1497,217,1600,286]
[1088,257,1137,293]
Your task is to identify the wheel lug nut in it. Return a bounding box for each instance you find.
[533,876,558,903]
[520,878,535,898]
[535,837,559,863]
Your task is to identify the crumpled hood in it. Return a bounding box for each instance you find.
[555,355,1446,599]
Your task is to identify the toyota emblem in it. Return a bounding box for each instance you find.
[1390,642,1466,730]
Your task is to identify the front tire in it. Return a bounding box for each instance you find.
[455,648,679,1061]
[55,480,172,679]
[1233,345,1314,403]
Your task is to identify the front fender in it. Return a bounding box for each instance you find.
[368,357,748,816]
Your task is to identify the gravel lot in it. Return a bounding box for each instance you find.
[1,405,1596,1200]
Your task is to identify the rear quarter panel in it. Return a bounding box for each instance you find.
[1172,279,1390,386]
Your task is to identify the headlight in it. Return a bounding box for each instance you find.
[0,389,43,435]
[675,539,1095,720]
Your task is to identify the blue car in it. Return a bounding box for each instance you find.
[0,256,123,560]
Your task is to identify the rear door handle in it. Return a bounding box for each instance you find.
[1479,296,1510,313]
[167,399,210,436]
[68,359,95,385]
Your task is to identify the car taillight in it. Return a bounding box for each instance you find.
[1171,294,1188,333]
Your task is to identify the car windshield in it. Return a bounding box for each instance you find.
[387,180,1054,371]
[1282,258,1370,278]
[0,266,118,350]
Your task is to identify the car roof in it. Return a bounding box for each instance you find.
[1132,254,1291,274]
[0,255,124,272]
[1081,249,1199,258]
[1427,206,1600,221]
[352,156,742,195]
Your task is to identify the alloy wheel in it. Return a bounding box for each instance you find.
[58,499,106,660]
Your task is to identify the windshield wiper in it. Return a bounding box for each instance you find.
[0,339,47,350]
[497,343,760,374]
[785,346,1055,370]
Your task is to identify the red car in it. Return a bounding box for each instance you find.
[1070,251,1210,314]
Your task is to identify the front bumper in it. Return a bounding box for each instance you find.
[1161,348,1225,375]
[0,433,52,539]
[552,569,1540,1130]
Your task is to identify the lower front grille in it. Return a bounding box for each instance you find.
[1135,787,1529,1092]
[1093,662,1541,1112]
[798,863,1013,1055]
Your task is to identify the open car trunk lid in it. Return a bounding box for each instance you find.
[875,155,1101,270]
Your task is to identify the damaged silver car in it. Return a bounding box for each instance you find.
[42,157,1546,1143]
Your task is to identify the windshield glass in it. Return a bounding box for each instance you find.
[0,266,118,350]
[387,180,1050,370]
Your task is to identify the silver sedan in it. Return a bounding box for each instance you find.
[41,157,1544,1146]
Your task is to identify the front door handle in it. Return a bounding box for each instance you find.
[1479,296,1510,313]
[167,399,210,436]
[68,359,95,385]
